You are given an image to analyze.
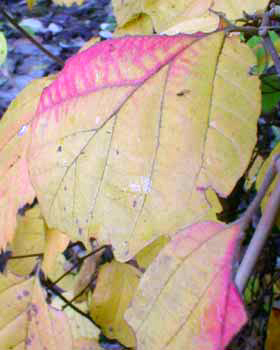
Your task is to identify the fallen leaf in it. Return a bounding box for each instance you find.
[265,308,280,350]
[125,221,247,350]
[73,253,97,302]
[53,293,100,341]
[7,205,45,276]
[28,32,260,261]
[0,273,72,349]
[26,278,72,349]
[89,260,141,347]
[135,235,170,269]
[112,0,270,35]
[73,337,102,350]
[42,228,70,276]
[0,76,54,249]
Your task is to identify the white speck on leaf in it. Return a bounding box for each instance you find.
[18,124,28,136]
[129,176,152,193]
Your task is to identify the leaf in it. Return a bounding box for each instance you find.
[28,32,260,261]
[261,74,280,114]
[265,308,280,350]
[112,0,270,35]
[125,221,247,350]
[0,75,54,249]
[89,260,141,347]
[0,274,72,349]
[7,205,45,276]
[73,253,97,302]
[26,0,36,10]
[0,32,7,66]
[112,0,216,34]
[41,228,70,276]
[135,235,170,269]
[0,273,33,349]
[26,278,72,349]
[73,338,102,350]
[212,0,270,21]
[52,292,101,341]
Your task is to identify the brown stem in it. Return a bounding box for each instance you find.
[0,5,64,67]
[8,253,43,259]
[51,245,107,285]
[45,277,98,327]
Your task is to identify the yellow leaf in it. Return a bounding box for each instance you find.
[42,228,70,276]
[114,13,154,36]
[0,75,55,249]
[89,261,141,347]
[266,308,280,350]
[0,273,34,349]
[28,33,260,261]
[26,0,36,10]
[125,221,247,349]
[74,338,102,350]
[212,0,270,21]
[8,205,45,276]
[45,253,76,291]
[52,293,100,340]
[113,0,270,34]
[135,235,170,269]
[0,274,72,349]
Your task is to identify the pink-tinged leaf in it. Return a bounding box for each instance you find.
[0,76,54,249]
[125,222,247,350]
[28,33,260,261]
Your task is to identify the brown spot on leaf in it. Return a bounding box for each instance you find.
[176,89,190,96]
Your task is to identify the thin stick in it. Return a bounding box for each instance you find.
[51,245,107,285]
[45,278,98,327]
[235,167,280,293]
[62,273,96,310]
[238,155,280,233]
[0,5,64,67]
[8,253,43,259]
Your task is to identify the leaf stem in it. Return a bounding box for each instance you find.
[51,245,107,285]
[8,253,43,259]
[45,277,99,327]
[0,5,64,67]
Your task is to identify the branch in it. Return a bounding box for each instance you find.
[0,5,64,67]
[235,156,280,293]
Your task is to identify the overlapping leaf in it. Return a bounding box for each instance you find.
[125,221,247,350]
[7,205,45,276]
[0,76,54,249]
[112,0,270,35]
[0,274,72,349]
[89,260,141,347]
[28,32,260,261]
